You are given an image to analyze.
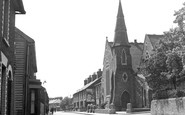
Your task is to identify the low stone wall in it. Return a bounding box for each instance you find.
[95,109,116,114]
[151,97,185,115]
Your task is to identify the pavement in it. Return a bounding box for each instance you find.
[77,111,151,115]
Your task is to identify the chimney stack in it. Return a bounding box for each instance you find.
[84,79,88,86]
[97,69,102,78]
[134,39,137,44]
[88,75,92,83]
[92,73,97,81]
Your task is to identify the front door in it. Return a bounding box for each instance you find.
[7,76,12,115]
[121,91,130,109]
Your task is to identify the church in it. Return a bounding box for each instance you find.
[101,0,152,110]
[72,0,155,111]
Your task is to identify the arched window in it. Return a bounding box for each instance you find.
[121,49,127,65]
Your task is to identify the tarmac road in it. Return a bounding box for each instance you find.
[50,111,151,115]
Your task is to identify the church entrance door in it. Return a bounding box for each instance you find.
[121,91,130,109]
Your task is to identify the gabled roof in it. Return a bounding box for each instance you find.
[130,42,143,52]
[103,39,113,68]
[108,41,113,54]
[49,99,62,104]
[15,27,37,73]
[129,42,144,72]
[146,34,164,47]
[15,27,34,43]
[14,0,26,14]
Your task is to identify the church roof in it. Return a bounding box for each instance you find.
[129,42,144,72]
[117,0,124,18]
[108,42,113,47]
[146,34,164,47]
[14,0,26,14]
[136,74,146,87]
[113,0,129,46]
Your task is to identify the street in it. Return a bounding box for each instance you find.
[50,111,151,115]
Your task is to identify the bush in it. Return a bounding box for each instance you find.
[153,90,169,99]
[176,90,185,97]
[167,89,178,98]
[155,89,185,99]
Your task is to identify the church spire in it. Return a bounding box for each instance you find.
[117,0,124,17]
[113,0,129,46]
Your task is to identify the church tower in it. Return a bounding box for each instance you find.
[111,0,136,110]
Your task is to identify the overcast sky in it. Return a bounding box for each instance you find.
[16,0,184,98]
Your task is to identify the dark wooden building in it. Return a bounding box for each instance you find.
[0,0,25,114]
[14,27,48,115]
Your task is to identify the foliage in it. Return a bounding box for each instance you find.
[60,96,73,110]
[152,90,169,100]
[141,2,185,99]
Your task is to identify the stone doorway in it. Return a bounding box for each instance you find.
[121,91,130,109]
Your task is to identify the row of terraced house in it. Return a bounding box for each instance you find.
[0,0,49,115]
[73,0,164,111]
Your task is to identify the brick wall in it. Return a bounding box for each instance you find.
[0,0,16,114]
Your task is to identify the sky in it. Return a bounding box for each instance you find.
[16,0,185,98]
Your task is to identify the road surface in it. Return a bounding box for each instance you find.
[50,111,151,115]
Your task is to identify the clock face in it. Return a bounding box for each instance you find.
[122,72,128,82]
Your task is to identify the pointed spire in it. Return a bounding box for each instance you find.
[117,0,124,17]
[113,0,129,46]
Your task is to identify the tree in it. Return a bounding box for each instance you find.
[141,2,185,99]
[60,96,72,110]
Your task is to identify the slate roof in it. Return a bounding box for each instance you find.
[75,77,101,94]
[108,42,113,47]
[136,74,146,87]
[146,34,164,47]
[49,99,62,104]
[136,74,151,89]
[15,27,37,73]
[129,42,144,72]
[15,27,34,43]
